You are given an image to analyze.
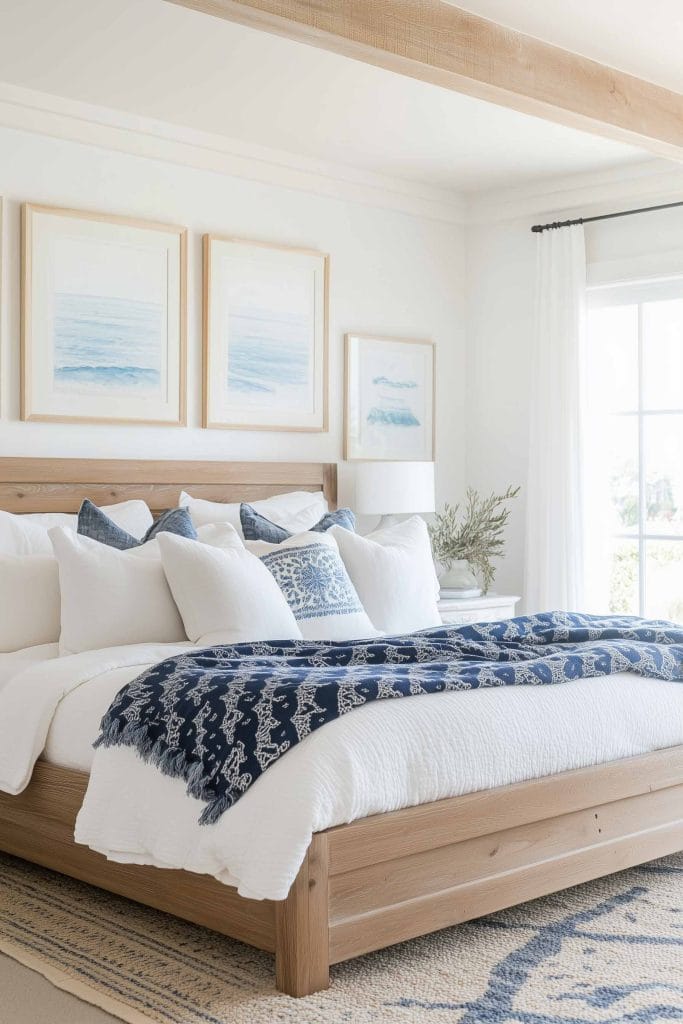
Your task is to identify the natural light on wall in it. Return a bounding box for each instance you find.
[584,279,683,621]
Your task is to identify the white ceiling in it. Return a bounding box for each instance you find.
[0,0,659,194]
[455,1,683,94]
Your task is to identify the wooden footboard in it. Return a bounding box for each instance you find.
[0,746,681,997]
[0,761,275,953]
[323,745,683,966]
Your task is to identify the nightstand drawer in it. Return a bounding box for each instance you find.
[437,595,520,626]
[439,608,490,626]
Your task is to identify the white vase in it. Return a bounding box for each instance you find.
[438,559,480,591]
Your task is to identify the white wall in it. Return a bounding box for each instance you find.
[465,217,536,600]
[0,126,466,508]
[6,119,676,597]
[465,201,683,604]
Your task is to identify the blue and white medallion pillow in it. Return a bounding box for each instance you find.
[248,532,378,641]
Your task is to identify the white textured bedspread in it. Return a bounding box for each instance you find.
[77,668,683,900]
[1,645,682,901]
[0,643,190,794]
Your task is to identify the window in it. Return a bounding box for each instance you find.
[584,279,683,621]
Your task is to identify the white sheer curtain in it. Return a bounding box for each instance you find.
[524,224,587,612]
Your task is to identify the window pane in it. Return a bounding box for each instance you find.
[608,538,639,615]
[645,540,683,623]
[586,304,638,413]
[605,416,639,534]
[642,298,683,411]
[644,414,683,536]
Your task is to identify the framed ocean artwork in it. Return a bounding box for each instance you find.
[345,333,435,461]
[203,235,328,431]
[21,204,186,425]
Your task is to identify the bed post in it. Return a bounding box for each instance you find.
[275,833,330,997]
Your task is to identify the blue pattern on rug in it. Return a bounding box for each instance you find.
[1,850,681,1022]
[387,862,683,1022]
[95,612,683,825]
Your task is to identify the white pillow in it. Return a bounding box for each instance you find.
[0,555,61,652]
[0,500,153,556]
[249,532,378,641]
[0,511,53,556]
[49,527,186,655]
[330,517,441,634]
[179,490,328,536]
[158,528,302,646]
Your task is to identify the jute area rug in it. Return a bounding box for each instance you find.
[0,851,681,1023]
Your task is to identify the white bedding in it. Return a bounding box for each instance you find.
[1,645,682,901]
[0,644,59,688]
[0,644,191,794]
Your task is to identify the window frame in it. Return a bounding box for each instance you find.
[586,278,683,617]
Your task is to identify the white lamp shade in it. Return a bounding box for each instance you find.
[354,461,435,516]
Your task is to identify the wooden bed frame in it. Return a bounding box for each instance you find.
[0,456,681,998]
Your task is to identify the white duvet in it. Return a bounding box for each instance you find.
[1,643,682,901]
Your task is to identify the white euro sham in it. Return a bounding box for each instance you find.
[179,489,328,536]
[0,556,61,652]
[158,528,302,646]
[330,516,441,634]
[49,528,186,655]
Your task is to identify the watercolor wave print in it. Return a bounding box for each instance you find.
[226,309,312,410]
[53,292,163,396]
[366,373,421,427]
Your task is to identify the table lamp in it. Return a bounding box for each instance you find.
[354,461,435,529]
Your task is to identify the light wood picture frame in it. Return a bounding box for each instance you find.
[345,333,435,461]
[21,203,187,425]
[203,234,328,431]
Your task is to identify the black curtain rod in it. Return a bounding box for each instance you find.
[531,199,683,233]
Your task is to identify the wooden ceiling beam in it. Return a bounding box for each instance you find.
[165,0,683,161]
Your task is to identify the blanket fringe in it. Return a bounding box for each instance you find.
[198,795,234,826]
[95,719,237,821]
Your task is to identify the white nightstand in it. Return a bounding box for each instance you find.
[438,593,520,626]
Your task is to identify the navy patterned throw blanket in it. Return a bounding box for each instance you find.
[96,612,683,825]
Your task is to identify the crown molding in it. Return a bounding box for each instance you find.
[0,82,466,226]
[465,158,683,225]
[4,81,680,232]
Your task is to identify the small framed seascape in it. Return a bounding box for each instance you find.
[203,235,328,431]
[21,204,186,425]
[345,334,435,461]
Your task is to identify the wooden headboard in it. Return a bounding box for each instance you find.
[0,458,337,515]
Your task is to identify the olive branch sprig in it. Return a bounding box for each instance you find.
[428,485,520,592]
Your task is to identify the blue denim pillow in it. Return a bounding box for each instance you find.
[143,507,197,544]
[78,500,197,550]
[240,503,355,543]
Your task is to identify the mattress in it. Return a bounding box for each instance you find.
[45,664,160,772]
[75,665,683,900]
[0,643,192,795]
[2,644,681,901]
[0,644,59,690]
